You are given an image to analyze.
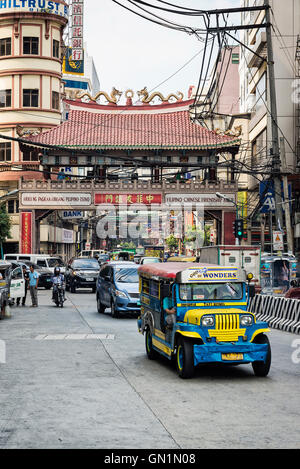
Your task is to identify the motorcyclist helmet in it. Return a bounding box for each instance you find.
[54,267,61,276]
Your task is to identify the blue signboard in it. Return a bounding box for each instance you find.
[259,181,291,214]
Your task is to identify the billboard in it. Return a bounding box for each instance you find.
[0,0,69,18]
[63,0,84,75]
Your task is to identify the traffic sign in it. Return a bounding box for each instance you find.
[273,231,284,251]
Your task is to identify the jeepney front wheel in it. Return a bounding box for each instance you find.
[145,328,159,360]
[252,334,271,377]
[176,337,194,379]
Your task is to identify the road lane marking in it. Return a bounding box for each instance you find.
[35,334,115,341]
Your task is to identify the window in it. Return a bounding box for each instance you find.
[23,37,39,55]
[254,73,267,113]
[150,280,159,298]
[0,142,11,161]
[53,39,60,58]
[252,129,267,168]
[114,268,139,284]
[0,90,11,108]
[179,283,243,301]
[7,200,15,214]
[232,52,239,64]
[12,267,22,280]
[52,91,60,110]
[23,150,39,161]
[23,89,39,107]
[0,38,11,56]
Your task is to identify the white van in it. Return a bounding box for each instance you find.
[79,250,105,258]
[4,254,66,273]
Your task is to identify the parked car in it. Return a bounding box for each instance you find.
[65,257,100,293]
[96,261,140,317]
[4,254,66,273]
[139,257,162,265]
[0,261,26,317]
[98,254,110,266]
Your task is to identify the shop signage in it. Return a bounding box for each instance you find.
[20,212,32,254]
[62,229,74,244]
[95,193,163,205]
[0,0,69,18]
[61,210,84,219]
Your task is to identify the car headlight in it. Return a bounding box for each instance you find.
[202,315,215,327]
[114,290,128,299]
[240,315,253,326]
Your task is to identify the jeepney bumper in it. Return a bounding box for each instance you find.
[193,342,269,367]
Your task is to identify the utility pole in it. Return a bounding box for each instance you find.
[280,137,294,253]
[265,0,284,238]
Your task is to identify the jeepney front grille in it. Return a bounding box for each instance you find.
[208,314,246,342]
[216,314,239,330]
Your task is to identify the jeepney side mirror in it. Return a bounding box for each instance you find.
[248,284,256,298]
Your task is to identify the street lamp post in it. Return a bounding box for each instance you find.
[215,192,241,246]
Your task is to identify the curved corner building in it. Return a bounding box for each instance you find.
[0,0,69,182]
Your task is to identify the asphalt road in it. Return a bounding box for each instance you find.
[0,289,299,449]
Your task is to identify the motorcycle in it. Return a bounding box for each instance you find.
[52,278,65,308]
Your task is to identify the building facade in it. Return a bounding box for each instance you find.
[0,1,80,257]
[239,0,300,253]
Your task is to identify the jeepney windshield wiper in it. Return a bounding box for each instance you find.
[226,283,238,295]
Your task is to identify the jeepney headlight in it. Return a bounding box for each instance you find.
[202,315,215,327]
[240,315,253,326]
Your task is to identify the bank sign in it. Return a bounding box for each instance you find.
[0,0,69,18]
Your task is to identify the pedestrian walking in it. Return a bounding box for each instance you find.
[29,264,39,307]
[16,266,30,306]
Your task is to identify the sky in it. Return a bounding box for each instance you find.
[83,0,240,103]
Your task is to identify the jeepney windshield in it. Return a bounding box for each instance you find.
[179,283,243,301]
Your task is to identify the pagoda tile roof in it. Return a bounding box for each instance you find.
[24,100,240,151]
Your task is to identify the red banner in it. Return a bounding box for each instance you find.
[21,212,32,254]
[95,193,162,205]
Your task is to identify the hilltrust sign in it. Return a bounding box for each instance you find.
[0,0,69,18]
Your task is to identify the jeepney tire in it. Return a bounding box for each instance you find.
[145,328,159,360]
[45,286,52,290]
[252,334,271,377]
[176,337,195,379]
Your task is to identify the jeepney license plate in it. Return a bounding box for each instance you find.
[86,278,94,281]
[222,353,244,361]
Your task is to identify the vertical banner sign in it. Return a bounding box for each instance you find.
[21,212,32,254]
[72,0,84,62]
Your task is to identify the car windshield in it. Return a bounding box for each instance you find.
[48,258,65,268]
[72,259,99,269]
[179,283,243,301]
[142,258,161,264]
[114,268,139,283]
[99,255,109,261]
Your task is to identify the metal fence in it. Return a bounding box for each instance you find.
[248,295,300,334]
